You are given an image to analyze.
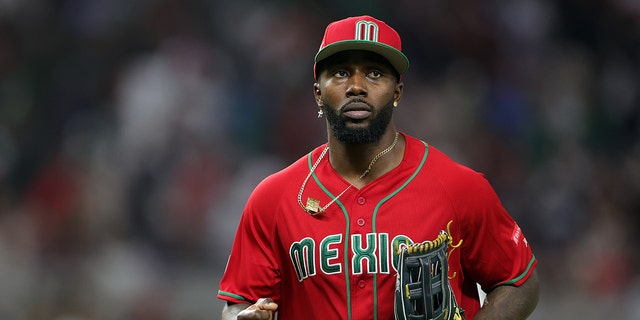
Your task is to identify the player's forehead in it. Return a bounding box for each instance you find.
[321,50,395,71]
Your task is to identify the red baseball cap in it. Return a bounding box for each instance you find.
[314,15,409,79]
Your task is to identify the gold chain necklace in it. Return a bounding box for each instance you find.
[298,131,400,215]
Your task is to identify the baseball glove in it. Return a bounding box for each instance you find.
[394,231,465,320]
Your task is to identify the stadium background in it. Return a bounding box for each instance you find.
[0,0,638,319]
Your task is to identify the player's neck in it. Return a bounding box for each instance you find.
[328,131,404,187]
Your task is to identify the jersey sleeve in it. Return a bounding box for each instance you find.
[453,170,537,292]
[217,176,282,304]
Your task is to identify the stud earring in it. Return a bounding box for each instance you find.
[393,101,398,107]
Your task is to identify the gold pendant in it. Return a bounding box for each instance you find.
[305,197,321,214]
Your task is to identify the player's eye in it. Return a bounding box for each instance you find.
[369,70,382,78]
[334,70,349,78]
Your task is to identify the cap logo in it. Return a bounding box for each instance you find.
[354,20,379,42]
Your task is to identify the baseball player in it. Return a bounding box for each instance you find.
[218,15,539,320]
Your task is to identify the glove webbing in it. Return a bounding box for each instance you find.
[404,232,450,320]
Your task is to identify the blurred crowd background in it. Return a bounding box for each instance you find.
[0,0,638,319]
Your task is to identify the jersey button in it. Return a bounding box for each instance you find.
[357,218,365,226]
[357,280,366,288]
[357,196,366,205]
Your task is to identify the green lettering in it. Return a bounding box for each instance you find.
[352,233,377,274]
[289,238,316,282]
[378,233,389,273]
[320,235,342,274]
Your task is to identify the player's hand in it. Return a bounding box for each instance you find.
[237,298,278,320]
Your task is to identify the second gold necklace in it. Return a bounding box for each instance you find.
[297,131,400,215]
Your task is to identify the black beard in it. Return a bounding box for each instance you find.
[322,99,394,144]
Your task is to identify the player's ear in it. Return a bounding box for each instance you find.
[313,82,322,107]
[394,82,404,106]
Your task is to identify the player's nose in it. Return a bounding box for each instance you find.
[346,71,368,97]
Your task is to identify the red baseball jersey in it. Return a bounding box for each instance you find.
[218,132,537,320]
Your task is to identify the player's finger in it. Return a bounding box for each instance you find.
[237,309,271,320]
[237,298,278,320]
[254,298,278,311]
[237,308,274,320]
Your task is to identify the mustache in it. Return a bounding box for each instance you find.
[339,98,374,111]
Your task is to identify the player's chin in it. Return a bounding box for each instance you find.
[341,118,370,128]
[342,123,373,136]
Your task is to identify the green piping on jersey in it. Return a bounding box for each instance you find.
[217,290,247,301]
[371,140,428,320]
[308,152,353,320]
[496,255,537,287]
